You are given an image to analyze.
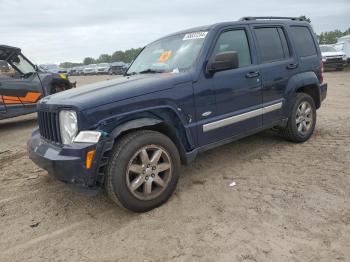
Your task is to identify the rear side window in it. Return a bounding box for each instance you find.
[254,27,289,63]
[212,29,252,67]
[290,26,317,57]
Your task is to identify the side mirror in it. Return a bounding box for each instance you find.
[206,51,239,74]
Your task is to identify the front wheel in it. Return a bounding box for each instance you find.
[281,93,316,143]
[105,130,180,212]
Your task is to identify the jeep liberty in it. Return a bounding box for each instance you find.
[28,17,327,212]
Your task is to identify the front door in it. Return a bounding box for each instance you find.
[195,26,262,146]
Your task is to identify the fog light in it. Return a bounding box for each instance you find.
[74,131,101,143]
[86,150,96,169]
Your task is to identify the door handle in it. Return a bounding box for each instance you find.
[245,71,260,78]
[287,63,298,69]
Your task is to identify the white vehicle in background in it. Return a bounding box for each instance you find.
[334,35,350,63]
[320,45,347,71]
[96,63,110,74]
[83,64,98,75]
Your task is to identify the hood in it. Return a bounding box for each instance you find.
[322,51,344,57]
[40,73,192,110]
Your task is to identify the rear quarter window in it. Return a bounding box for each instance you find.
[290,26,317,57]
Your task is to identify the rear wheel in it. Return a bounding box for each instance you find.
[105,130,180,212]
[281,93,316,142]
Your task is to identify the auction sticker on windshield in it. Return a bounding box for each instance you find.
[183,32,208,40]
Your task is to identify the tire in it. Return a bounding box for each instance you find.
[280,93,316,143]
[105,130,181,212]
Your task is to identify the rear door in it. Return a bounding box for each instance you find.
[252,25,297,125]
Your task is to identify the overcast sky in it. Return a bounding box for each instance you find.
[1,0,349,64]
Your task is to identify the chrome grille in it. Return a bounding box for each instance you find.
[38,110,61,143]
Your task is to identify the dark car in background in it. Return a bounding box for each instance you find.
[0,45,75,120]
[108,62,127,75]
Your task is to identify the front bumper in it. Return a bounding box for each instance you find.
[324,60,346,69]
[27,129,104,195]
[320,83,327,102]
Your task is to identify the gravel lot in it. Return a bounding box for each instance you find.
[0,72,349,262]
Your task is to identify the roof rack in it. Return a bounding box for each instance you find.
[239,16,305,21]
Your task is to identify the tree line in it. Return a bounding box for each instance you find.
[60,47,142,68]
[318,28,350,45]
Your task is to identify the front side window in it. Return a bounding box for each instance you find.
[212,29,252,67]
[127,32,207,74]
[254,27,289,63]
[8,54,36,75]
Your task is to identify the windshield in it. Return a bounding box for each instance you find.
[127,31,208,74]
[334,43,344,51]
[99,63,109,67]
[9,54,36,74]
[320,46,336,52]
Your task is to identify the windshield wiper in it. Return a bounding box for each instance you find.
[138,69,165,74]
[125,68,165,76]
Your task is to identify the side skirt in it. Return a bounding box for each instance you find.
[183,119,288,165]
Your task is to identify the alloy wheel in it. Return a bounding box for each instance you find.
[126,145,172,200]
[296,101,313,135]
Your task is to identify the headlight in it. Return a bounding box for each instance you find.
[322,56,327,62]
[59,110,78,144]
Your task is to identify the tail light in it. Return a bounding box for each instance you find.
[320,60,324,84]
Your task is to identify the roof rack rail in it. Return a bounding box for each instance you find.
[239,16,305,21]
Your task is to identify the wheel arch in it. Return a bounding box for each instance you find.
[103,108,195,166]
[285,71,321,111]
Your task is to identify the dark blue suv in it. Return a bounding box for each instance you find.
[28,17,327,212]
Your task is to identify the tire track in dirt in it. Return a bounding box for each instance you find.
[0,150,27,167]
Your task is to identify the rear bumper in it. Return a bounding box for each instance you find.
[320,83,327,102]
[27,129,104,195]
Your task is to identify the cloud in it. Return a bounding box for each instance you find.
[1,0,349,63]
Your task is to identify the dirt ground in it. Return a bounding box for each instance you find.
[0,72,349,262]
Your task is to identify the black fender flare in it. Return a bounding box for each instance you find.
[103,117,194,165]
[284,71,321,115]
[109,117,162,138]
